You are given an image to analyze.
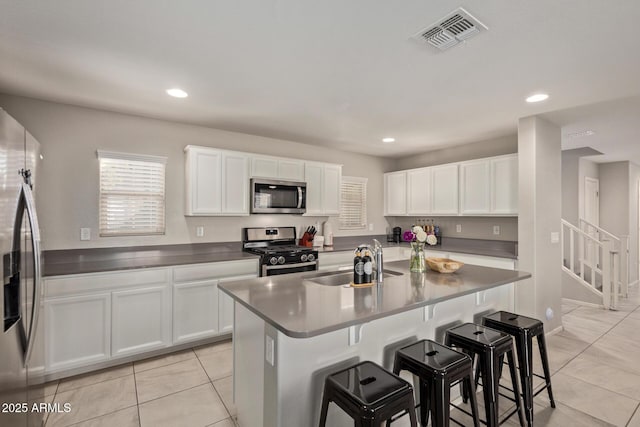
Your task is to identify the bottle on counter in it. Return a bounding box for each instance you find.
[362,250,372,284]
[353,250,364,285]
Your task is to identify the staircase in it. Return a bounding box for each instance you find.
[561,218,629,310]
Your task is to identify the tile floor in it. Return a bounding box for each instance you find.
[42,286,640,426]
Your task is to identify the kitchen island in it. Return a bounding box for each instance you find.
[219,260,530,427]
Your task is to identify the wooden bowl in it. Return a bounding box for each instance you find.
[425,257,464,273]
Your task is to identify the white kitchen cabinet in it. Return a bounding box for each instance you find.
[251,155,305,181]
[384,171,407,216]
[218,274,257,333]
[173,280,219,344]
[304,161,342,216]
[184,145,249,216]
[459,159,491,215]
[491,154,518,215]
[111,285,172,357]
[407,168,431,215]
[45,293,111,372]
[431,164,459,215]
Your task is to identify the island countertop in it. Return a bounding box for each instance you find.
[218,260,530,338]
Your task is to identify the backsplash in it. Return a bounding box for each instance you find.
[386,216,518,242]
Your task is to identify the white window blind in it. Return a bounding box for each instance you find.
[98,151,167,236]
[339,176,367,230]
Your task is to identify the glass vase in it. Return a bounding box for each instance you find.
[409,241,426,272]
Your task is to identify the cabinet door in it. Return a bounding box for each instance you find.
[173,280,219,344]
[112,286,171,357]
[384,172,407,216]
[459,160,491,214]
[186,147,222,215]
[431,165,459,215]
[45,293,111,371]
[278,159,305,181]
[305,162,324,215]
[251,156,278,178]
[407,168,431,215]
[218,275,257,333]
[222,153,249,215]
[322,164,342,215]
[492,155,518,214]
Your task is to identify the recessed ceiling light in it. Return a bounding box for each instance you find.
[566,130,596,139]
[526,93,549,103]
[382,137,396,143]
[166,88,188,98]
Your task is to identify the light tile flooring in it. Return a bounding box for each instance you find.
[42,286,640,426]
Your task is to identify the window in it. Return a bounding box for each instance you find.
[339,176,367,230]
[98,150,167,236]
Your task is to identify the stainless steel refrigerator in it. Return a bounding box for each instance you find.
[1,108,44,427]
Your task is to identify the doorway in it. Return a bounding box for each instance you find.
[584,177,600,270]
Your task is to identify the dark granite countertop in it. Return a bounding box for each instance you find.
[43,236,516,277]
[219,260,530,338]
[319,235,517,259]
[43,242,258,276]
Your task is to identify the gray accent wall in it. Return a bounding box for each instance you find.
[0,94,395,250]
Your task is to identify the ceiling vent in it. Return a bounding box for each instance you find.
[413,7,488,51]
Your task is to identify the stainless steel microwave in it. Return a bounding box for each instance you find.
[251,178,306,214]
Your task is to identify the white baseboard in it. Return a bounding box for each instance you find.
[562,297,603,309]
[546,325,563,336]
[628,280,639,287]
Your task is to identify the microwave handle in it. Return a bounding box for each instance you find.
[297,187,303,209]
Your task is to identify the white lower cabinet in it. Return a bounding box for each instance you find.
[112,286,172,357]
[45,293,111,371]
[218,274,256,333]
[173,280,219,344]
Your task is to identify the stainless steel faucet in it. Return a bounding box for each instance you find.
[372,239,383,284]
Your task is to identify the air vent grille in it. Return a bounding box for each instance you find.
[413,7,487,51]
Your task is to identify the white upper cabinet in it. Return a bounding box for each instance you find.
[304,161,342,216]
[185,146,249,216]
[251,155,304,181]
[384,171,407,216]
[459,159,491,214]
[431,164,459,215]
[491,154,518,214]
[407,168,431,215]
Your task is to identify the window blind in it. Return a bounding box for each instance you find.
[98,151,167,236]
[339,176,367,230]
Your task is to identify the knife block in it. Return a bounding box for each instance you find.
[299,236,313,247]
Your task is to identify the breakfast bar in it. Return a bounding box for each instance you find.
[219,260,530,427]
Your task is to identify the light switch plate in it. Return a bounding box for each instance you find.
[550,232,560,244]
[80,228,91,241]
[196,226,204,237]
[368,223,374,231]
[265,335,275,366]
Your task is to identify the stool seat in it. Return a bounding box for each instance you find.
[446,323,525,427]
[329,361,412,406]
[483,311,556,427]
[394,340,480,427]
[319,361,417,426]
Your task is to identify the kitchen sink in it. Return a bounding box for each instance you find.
[303,269,403,286]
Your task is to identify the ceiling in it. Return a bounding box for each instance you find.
[1,1,640,158]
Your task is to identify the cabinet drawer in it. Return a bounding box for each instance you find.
[45,268,171,298]
[173,259,258,283]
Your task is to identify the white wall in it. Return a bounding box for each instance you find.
[517,116,563,331]
[0,94,394,250]
[578,158,599,222]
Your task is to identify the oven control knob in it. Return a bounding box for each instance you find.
[301,254,308,262]
[277,256,286,265]
[307,254,315,262]
[269,257,278,265]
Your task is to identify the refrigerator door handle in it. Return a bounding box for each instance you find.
[15,182,42,365]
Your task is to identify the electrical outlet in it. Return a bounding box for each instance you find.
[265,335,275,366]
[493,225,500,235]
[368,223,374,231]
[80,228,91,241]
[550,231,560,244]
[196,226,204,237]
[456,224,462,233]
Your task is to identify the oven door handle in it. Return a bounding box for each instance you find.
[264,261,318,271]
[297,187,303,209]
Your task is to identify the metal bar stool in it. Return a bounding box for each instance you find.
[392,339,481,427]
[319,361,418,427]
[482,311,556,427]
[445,323,525,427]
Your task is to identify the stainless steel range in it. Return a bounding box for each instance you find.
[242,227,318,276]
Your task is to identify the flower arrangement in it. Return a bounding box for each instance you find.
[403,226,427,243]
[405,226,427,272]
